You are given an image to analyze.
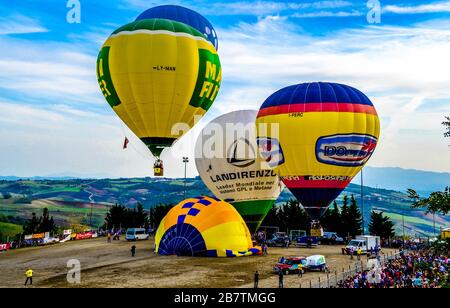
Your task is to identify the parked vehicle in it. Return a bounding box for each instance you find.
[295,236,318,247]
[305,255,327,272]
[345,235,381,254]
[125,228,149,241]
[266,232,290,247]
[42,237,60,245]
[273,257,307,275]
[320,232,345,245]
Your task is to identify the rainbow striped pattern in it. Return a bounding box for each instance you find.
[256,82,380,220]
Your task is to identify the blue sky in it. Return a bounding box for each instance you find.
[0,0,450,178]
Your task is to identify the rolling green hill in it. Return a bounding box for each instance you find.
[0,177,448,236]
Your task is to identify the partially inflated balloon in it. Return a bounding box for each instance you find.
[96,19,221,158]
[195,110,282,233]
[136,5,218,50]
[256,82,380,220]
[155,196,261,257]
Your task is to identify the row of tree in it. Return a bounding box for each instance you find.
[23,208,58,235]
[262,195,395,239]
[103,202,174,230]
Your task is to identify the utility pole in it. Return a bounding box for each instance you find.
[360,169,365,234]
[183,157,189,199]
[433,212,436,237]
[402,202,405,247]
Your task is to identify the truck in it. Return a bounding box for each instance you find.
[345,235,381,255]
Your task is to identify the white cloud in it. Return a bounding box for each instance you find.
[384,1,450,14]
[2,9,450,177]
[0,14,48,35]
[0,36,103,105]
[212,17,450,173]
[121,0,353,16]
[291,9,363,18]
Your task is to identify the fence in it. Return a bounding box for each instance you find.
[299,250,402,288]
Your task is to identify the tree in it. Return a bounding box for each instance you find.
[133,203,149,228]
[22,208,57,235]
[38,208,57,234]
[443,115,450,139]
[407,187,450,215]
[149,204,174,229]
[104,204,127,230]
[324,201,342,234]
[23,212,40,235]
[368,211,395,238]
[348,195,363,236]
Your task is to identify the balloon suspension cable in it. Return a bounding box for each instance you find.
[119,123,155,162]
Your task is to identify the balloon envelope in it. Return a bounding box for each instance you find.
[256,82,380,220]
[136,5,218,50]
[96,19,221,157]
[155,196,261,257]
[195,110,282,233]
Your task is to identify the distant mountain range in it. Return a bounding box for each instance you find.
[351,167,450,196]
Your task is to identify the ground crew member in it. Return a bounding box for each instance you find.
[278,270,284,288]
[298,263,303,278]
[24,268,33,286]
[131,245,136,257]
[254,271,259,288]
[357,247,362,260]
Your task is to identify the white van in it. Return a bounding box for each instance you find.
[125,228,149,241]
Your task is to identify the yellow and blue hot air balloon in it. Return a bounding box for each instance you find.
[155,196,261,257]
[135,5,219,51]
[96,18,221,166]
[256,82,380,221]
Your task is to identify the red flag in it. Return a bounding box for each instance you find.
[123,137,129,149]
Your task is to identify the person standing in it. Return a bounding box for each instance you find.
[357,247,362,261]
[298,263,303,278]
[278,270,284,288]
[254,271,259,288]
[131,245,136,257]
[107,232,111,243]
[24,268,33,286]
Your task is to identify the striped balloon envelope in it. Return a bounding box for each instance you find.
[155,196,261,257]
[136,5,219,50]
[256,82,380,220]
[96,19,221,158]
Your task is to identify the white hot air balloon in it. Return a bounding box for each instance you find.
[195,110,282,233]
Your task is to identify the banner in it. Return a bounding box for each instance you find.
[63,229,72,236]
[32,233,45,239]
[24,234,33,240]
[75,232,93,240]
[0,243,11,251]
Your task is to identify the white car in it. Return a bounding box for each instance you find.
[125,228,149,241]
[43,237,60,245]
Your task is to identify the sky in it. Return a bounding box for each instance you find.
[0,0,449,178]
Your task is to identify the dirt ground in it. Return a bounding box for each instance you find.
[0,237,397,288]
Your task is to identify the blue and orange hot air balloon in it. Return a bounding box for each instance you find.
[256,82,380,221]
[155,196,261,257]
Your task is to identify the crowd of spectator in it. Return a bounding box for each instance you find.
[337,250,449,288]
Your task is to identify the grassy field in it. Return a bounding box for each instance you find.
[0,222,23,241]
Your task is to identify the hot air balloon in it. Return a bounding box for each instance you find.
[256,82,380,229]
[96,19,221,176]
[195,110,282,233]
[155,196,261,257]
[136,5,219,51]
